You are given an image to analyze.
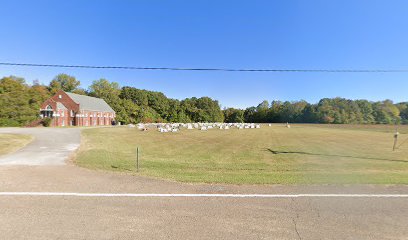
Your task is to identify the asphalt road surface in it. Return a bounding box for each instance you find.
[0,128,407,239]
[0,127,80,165]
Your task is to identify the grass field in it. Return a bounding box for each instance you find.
[75,124,408,184]
[0,134,33,156]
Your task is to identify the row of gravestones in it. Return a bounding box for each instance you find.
[129,122,264,133]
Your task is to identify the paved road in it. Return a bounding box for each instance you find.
[0,166,407,240]
[1,193,407,240]
[0,127,80,165]
[0,128,407,239]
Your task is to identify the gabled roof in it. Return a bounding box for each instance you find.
[56,102,67,110]
[65,92,115,112]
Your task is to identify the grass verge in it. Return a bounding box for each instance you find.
[0,134,33,156]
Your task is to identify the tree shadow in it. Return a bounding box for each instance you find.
[111,165,133,171]
[266,149,408,163]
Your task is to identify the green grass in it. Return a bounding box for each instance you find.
[75,124,408,184]
[0,134,33,156]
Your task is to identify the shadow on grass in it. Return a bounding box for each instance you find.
[267,149,408,163]
[111,165,133,171]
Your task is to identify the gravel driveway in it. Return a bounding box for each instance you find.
[0,128,80,165]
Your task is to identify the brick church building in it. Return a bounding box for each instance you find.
[40,90,116,127]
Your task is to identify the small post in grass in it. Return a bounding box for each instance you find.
[136,147,140,172]
[393,131,399,151]
[393,122,399,151]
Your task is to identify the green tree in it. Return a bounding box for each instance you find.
[301,104,318,123]
[89,79,136,124]
[223,108,245,123]
[0,76,40,126]
[181,97,224,122]
[49,74,80,94]
[244,107,256,122]
[89,79,120,100]
[355,100,375,124]
[71,88,87,95]
[254,100,269,122]
[120,87,170,122]
[399,103,408,124]
[267,101,283,123]
[373,100,400,124]
[280,101,308,123]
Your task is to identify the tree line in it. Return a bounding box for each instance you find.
[0,74,223,126]
[226,99,407,124]
[1,74,407,126]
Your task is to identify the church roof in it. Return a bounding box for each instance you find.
[66,92,115,112]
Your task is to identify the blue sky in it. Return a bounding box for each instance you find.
[1,0,408,108]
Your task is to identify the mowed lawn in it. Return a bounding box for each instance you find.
[76,124,408,184]
[0,134,33,156]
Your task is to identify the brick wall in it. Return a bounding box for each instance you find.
[76,111,116,126]
[41,90,115,127]
[52,109,69,127]
[40,90,80,112]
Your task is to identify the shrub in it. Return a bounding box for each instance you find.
[0,118,20,127]
[42,118,52,127]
